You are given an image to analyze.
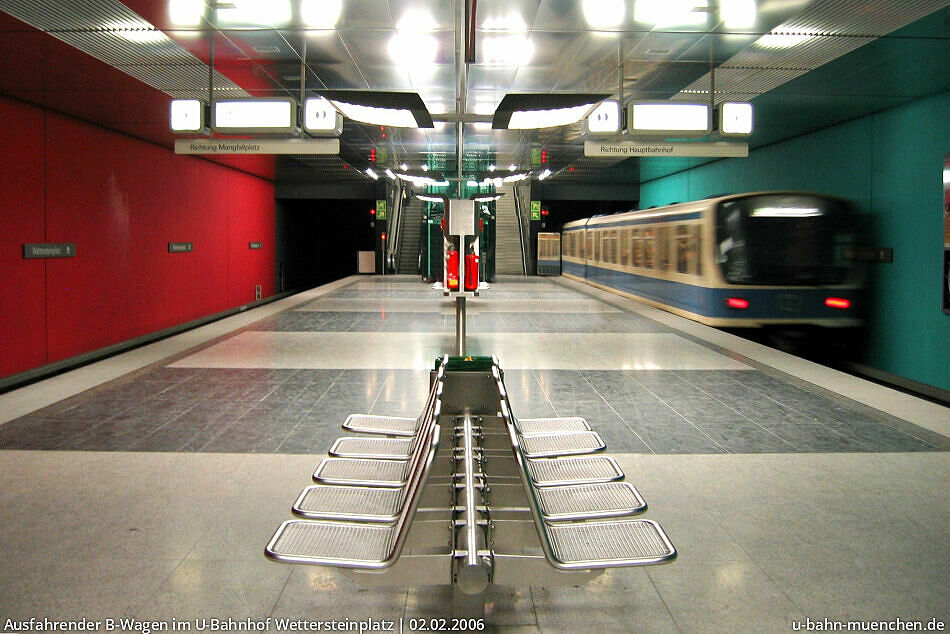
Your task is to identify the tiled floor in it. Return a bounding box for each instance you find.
[1,275,948,632]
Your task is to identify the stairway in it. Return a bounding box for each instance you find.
[494,185,525,275]
[395,198,424,275]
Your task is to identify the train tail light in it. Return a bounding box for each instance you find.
[825,297,851,309]
[726,297,749,310]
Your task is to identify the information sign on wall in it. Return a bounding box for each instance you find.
[168,242,193,253]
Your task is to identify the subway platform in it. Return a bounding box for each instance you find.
[1,275,948,632]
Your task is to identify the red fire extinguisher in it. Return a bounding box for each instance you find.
[464,248,479,291]
[446,244,460,290]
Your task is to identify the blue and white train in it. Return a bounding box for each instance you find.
[561,192,862,328]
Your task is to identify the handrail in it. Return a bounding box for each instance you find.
[512,185,529,275]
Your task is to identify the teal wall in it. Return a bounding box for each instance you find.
[639,90,950,392]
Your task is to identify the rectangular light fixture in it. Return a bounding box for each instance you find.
[628,101,710,136]
[493,93,609,130]
[751,207,822,218]
[170,99,205,132]
[584,100,621,135]
[320,91,433,128]
[303,97,343,135]
[212,98,297,134]
[719,102,753,135]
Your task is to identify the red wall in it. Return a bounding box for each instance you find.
[0,96,275,380]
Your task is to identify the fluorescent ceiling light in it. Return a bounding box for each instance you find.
[322,91,433,128]
[584,100,621,135]
[488,164,496,171]
[482,177,504,187]
[303,97,342,134]
[300,0,342,29]
[466,180,480,187]
[170,99,204,132]
[482,35,533,65]
[583,0,625,28]
[719,102,753,135]
[332,102,417,128]
[384,169,397,180]
[212,98,296,133]
[473,194,505,202]
[421,164,429,171]
[751,207,822,218]
[417,194,445,203]
[365,168,379,180]
[756,31,818,48]
[216,0,292,26]
[482,12,527,32]
[508,104,594,129]
[503,173,529,183]
[388,32,438,68]
[538,168,552,180]
[634,0,709,27]
[169,0,204,26]
[508,164,518,171]
[720,0,756,29]
[400,163,408,170]
[944,168,950,185]
[629,102,710,135]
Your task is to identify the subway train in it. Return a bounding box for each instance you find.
[561,192,863,330]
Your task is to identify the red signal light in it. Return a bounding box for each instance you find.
[381,233,387,240]
[370,149,376,162]
[370,208,376,215]
[541,209,549,216]
[825,297,851,309]
[541,150,548,164]
[727,297,749,310]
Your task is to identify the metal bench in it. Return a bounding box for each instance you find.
[342,414,419,436]
[492,367,622,487]
[498,397,676,569]
[264,369,445,569]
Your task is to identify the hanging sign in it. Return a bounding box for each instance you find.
[584,141,748,158]
[175,138,339,155]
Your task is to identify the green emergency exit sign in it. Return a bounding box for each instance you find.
[530,200,541,221]
[376,200,387,220]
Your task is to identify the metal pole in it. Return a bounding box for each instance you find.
[455,296,466,356]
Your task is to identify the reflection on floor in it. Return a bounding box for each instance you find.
[1,275,948,632]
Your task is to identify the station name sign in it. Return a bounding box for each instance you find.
[175,138,340,155]
[24,243,75,259]
[168,242,193,253]
[584,141,748,158]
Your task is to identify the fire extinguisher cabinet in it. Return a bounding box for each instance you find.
[443,199,480,298]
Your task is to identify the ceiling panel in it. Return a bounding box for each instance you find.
[1,0,948,194]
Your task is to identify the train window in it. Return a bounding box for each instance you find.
[657,227,669,271]
[716,194,855,285]
[609,230,618,264]
[586,233,592,260]
[594,231,601,262]
[692,225,703,276]
[643,228,655,269]
[621,229,630,266]
[578,232,584,259]
[676,225,689,274]
[632,230,642,267]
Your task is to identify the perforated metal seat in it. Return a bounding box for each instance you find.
[293,485,404,523]
[546,519,676,568]
[518,431,606,458]
[536,482,646,521]
[329,436,414,459]
[312,457,411,487]
[266,520,397,567]
[526,456,624,487]
[343,414,419,437]
[515,416,591,435]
